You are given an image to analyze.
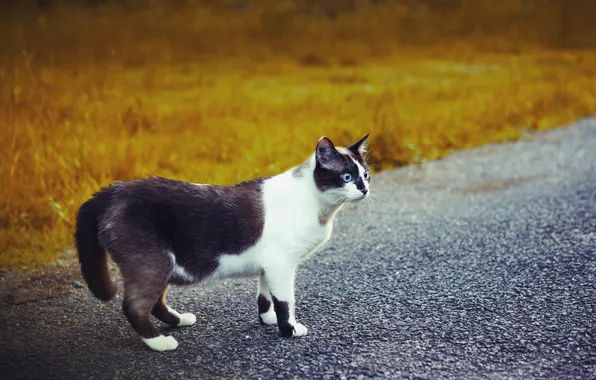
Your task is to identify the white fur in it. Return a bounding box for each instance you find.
[259,308,278,325]
[164,305,197,327]
[142,335,179,352]
[178,313,197,327]
[292,323,308,337]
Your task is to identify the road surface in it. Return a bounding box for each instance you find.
[1,118,595,380]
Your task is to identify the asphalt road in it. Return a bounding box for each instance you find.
[1,118,595,380]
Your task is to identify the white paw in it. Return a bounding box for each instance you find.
[177,313,197,327]
[260,309,277,325]
[142,335,179,352]
[292,323,308,337]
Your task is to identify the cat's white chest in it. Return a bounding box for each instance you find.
[257,169,339,263]
[300,221,334,260]
[265,204,328,244]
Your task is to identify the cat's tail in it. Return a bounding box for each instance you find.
[74,190,117,302]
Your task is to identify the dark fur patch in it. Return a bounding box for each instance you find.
[123,296,163,339]
[96,176,267,283]
[117,255,173,339]
[271,295,294,337]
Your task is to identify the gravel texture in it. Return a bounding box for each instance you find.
[1,118,595,380]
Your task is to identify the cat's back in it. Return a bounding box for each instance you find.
[110,176,220,201]
[97,176,268,256]
[108,176,262,208]
[99,176,267,232]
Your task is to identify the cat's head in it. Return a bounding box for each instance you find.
[313,134,371,203]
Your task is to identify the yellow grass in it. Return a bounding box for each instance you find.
[2,1,596,268]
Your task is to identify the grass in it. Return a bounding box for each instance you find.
[2,0,596,269]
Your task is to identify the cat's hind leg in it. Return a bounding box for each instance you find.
[120,263,179,352]
[257,273,277,325]
[152,285,197,327]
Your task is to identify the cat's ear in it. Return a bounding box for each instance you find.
[316,136,338,168]
[347,133,369,155]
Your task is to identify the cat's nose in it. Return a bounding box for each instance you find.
[361,189,368,195]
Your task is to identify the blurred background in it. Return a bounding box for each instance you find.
[1,0,596,267]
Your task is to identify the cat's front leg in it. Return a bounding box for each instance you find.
[257,273,277,325]
[263,268,308,338]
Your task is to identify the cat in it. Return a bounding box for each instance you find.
[75,134,371,352]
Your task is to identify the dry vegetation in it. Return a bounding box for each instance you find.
[1,0,596,268]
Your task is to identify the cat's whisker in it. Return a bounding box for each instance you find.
[364,147,376,161]
[365,193,378,215]
[363,196,372,215]
[370,193,386,216]
[368,192,380,204]
[363,146,377,163]
[339,197,351,219]
[369,192,377,206]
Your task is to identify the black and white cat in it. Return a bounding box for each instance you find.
[75,134,371,352]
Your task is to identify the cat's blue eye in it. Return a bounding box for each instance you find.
[341,173,352,182]
[364,170,370,180]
